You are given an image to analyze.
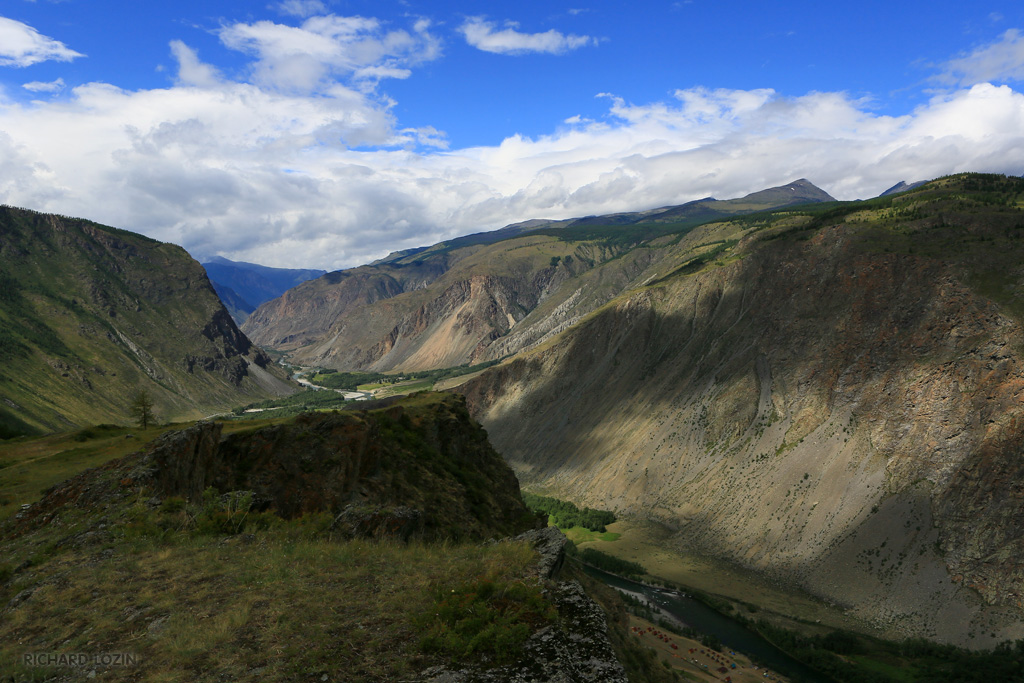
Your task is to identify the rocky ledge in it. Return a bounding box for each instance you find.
[420,527,628,683]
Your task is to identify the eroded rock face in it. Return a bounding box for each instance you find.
[143,420,224,502]
[131,395,532,540]
[463,210,1024,644]
[243,181,835,374]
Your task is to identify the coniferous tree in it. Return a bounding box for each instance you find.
[129,389,155,429]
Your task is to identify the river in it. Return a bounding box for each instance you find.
[582,565,834,683]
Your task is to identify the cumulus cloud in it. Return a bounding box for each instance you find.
[1,13,1024,271]
[22,77,65,93]
[935,28,1024,86]
[218,14,441,92]
[0,16,84,67]
[459,17,597,55]
[169,41,221,88]
[5,76,1024,271]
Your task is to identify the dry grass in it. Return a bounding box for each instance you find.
[1,519,540,682]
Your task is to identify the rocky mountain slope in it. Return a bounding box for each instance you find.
[0,207,295,436]
[461,173,1024,647]
[242,180,834,371]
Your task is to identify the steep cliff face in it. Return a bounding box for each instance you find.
[241,181,834,372]
[241,264,427,350]
[0,207,294,435]
[462,174,1024,645]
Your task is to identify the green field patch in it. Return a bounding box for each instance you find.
[561,525,621,544]
[849,654,918,682]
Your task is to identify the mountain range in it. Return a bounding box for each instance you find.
[458,173,1024,646]
[244,172,1024,647]
[5,172,1024,657]
[201,256,325,324]
[241,179,835,370]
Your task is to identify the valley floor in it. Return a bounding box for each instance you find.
[575,518,882,639]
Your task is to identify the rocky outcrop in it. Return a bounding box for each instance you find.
[418,581,628,683]
[420,528,628,683]
[142,420,224,501]
[514,526,569,580]
[13,393,535,543]
[331,504,423,541]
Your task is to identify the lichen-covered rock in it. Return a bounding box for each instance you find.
[419,580,627,683]
[513,526,568,580]
[331,504,422,541]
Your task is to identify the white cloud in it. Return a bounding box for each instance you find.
[935,28,1024,87]
[459,17,596,55]
[218,14,441,92]
[0,16,84,67]
[275,0,327,18]
[169,41,221,88]
[1,14,1024,271]
[6,79,1024,271]
[22,77,65,93]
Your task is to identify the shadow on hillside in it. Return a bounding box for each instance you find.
[458,229,1024,622]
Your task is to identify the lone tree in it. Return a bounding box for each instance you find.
[129,389,155,429]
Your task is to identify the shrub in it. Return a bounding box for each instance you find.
[193,488,265,536]
[418,576,556,665]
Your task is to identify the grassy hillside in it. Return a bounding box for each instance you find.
[0,206,295,436]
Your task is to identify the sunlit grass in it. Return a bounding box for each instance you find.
[0,423,171,519]
[561,526,621,544]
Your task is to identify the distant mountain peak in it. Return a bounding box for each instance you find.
[879,180,927,197]
[739,178,835,204]
[201,257,326,325]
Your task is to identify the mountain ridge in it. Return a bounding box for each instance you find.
[201,255,326,324]
[242,179,836,370]
[0,206,295,435]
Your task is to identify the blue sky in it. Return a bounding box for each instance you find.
[2,1,1024,268]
